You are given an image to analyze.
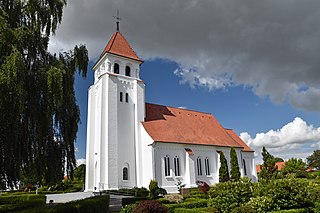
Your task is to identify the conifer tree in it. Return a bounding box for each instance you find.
[230,147,240,181]
[0,0,88,189]
[259,146,278,180]
[219,151,230,182]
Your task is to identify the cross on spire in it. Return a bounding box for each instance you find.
[113,10,121,31]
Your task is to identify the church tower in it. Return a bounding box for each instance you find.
[85,27,145,191]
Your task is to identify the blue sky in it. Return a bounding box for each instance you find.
[50,0,320,165]
[74,58,320,164]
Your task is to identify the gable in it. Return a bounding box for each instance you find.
[142,103,252,151]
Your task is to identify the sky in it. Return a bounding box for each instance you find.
[49,0,320,165]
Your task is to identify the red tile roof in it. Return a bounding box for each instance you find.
[226,129,253,152]
[142,103,254,151]
[100,31,142,62]
[256,161,286,173]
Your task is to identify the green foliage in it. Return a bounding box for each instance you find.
[252,178,313,211]
[307,150,320,170]
[172,207,219,213]
[122,197,148,207]
[72,164,85,183]
[259,146,279,180]
[120,204,136,213]
[148,180,167,199]
[269,209,312,213]
[230,147,240,181]
[208,177,253,212]
[245,196,274,213]
[0,0,89,189]
[231,205,255,213]
[0,194,45,212]
[165,199,208,212]
[134,200,168,213]
[282,158,307,176]
[219,152,229,182]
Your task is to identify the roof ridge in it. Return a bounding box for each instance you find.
[146,102,211,115]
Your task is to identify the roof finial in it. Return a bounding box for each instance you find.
[113,10,121,31]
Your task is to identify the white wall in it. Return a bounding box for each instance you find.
[86,51,143,191]
[152,142,255,193]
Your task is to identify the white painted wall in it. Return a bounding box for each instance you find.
[85,51,143,192]
[152,142,255,193]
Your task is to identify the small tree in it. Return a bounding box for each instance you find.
[230,147,240,181]
[148,180,167,199]
[307,150,320,170]
[282,158,306,175]
[219,152,230,182]
[259,147,278,180]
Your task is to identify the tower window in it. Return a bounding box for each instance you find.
[174,156,181,176]
[243,159,247,176]
[114,63,119,74]
[164,155,170,177]
[125,93,129,103]
[205,157,210,176]
[120,92,123,102]
[125,66,131,76]
[123,167,128,180]
[197,157,202,176]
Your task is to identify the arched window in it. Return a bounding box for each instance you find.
[174,156,181,176]
[114,63,119,74]
[205,157,210,176]
[125,66,131,76]
[125,93,129,103]
[120,92,123,102]
[123,167,128,180]
[164,155,170,176]
[243,159,247,176]
[197,157,202,176]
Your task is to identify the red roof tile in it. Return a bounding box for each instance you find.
[142,103,253,150]
[100,31,142,62]
[226,129,253,152]
[256,161,286,173]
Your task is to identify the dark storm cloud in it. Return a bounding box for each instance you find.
[49,0,320,111]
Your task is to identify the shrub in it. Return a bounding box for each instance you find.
[230,147,240,181]
[148,180,167,199]
[245,196,274,213]
[165,199,208,212]
[219,152,230,182]
[172,207,218,213]
[162,194,183,204]
[120,204,136,213]
[269,209,312,213]
[133,200,168,213]
[208,177,253,213]
[252,178,313,211]
[122,197,148,207]
[231,205,255,213]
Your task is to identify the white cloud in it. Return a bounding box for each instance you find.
[50,0,320,111]
[240,117,320,163]
[76,158,86,166]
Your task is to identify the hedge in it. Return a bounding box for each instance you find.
[0,194,109,213]
[122,197,148,207]
[165,199,207,213]
[172,207,219,213]
[269,209,313,213]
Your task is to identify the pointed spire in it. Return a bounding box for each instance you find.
[113,10,121,31]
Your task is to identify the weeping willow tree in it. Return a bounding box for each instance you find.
[0,0,88,189]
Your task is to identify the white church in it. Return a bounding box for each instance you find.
[85,27,257,193]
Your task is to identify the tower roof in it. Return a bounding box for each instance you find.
[100,31,142,62]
